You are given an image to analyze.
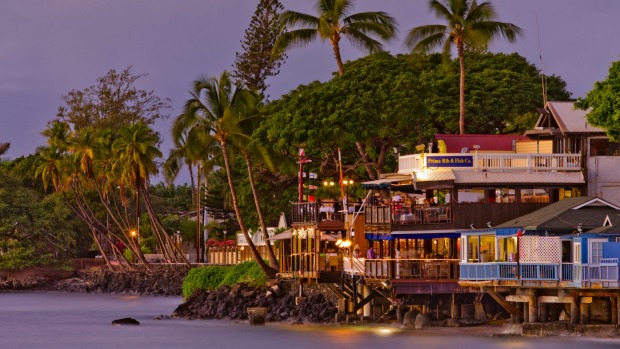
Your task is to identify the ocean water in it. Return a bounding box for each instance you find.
[0,292,617,349]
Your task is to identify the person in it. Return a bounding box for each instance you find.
[423,198,431,207]
[394,248,401,259]
[353,244,361,258]
[429,197,438,206]
[366,246,376,259]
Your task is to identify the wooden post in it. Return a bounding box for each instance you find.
[527,289,538,323]
[539,300,547,323]
[580,299,591,325]
[603,298,612,324]
[570,296,580,325]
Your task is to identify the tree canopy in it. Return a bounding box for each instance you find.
[56,66,171,131]
[576,60,620,141]
[258,52,571,180]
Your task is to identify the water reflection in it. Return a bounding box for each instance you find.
[0,293,617,349]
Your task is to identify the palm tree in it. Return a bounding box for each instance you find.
[112,122,188,264]
[182,71,277,277]
[227,98,279,269]
[405,0,521,134]
[275,0,397,76]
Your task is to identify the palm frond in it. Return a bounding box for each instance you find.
[405,25,446,51]
[274,29,320,53]
[344,27,384,53]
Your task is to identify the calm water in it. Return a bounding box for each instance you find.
[0,292,617,349]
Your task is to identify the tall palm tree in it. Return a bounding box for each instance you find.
[275,0,397,76]
[182,71,277,277]
[227,99,279,269]
[406,0,521,134]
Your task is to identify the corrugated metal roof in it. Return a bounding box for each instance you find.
[496,196,619,230]
[547,101,605,134]
[453,171,584,185]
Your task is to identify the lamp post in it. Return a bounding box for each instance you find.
[223,230,227,265]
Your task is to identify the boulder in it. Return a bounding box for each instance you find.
[111,318,140,326]
[414,313,431,329]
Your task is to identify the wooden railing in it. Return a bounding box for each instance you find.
[359,258,459,280]
[399,153,582,173]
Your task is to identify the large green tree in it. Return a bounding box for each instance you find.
[406,0,521,134]
[275,0,397,76]
[576,60,620,141]
[258,52,571,180]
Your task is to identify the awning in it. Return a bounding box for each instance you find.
[457,227,522,237]
[366,229,460,241]
[453,171,584,185]
[268,230,340,241]
[361,176,412,189]
[391,229,460,239]
[268,229,291,240]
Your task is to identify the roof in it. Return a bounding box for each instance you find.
[546,101,605,135]
[496,196,620,231]
[435,134,529,153]
[453,171,584,185]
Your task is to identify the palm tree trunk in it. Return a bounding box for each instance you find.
[244,154,279,269]
[458,42,466,135]
[331,37,345,76]
[221,140,277,277]
[195,162,202,262]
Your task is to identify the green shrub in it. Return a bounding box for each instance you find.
[182,261,267,299]
[0,246,52,270]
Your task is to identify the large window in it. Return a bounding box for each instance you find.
[495,188,516,203]
[521,188,549,203]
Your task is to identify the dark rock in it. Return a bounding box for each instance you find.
[112,317,140,326]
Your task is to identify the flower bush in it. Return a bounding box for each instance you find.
[207,239,236,248]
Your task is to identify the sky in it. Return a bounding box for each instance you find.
[1,0,619,183]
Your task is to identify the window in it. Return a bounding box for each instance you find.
[589,239,606,265]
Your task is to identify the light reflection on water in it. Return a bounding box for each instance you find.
[0,292,617,349]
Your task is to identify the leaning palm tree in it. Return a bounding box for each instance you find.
[275,0,397,76]
[182,71,277,277]
[406,0,521,134]
[112,122,188,264]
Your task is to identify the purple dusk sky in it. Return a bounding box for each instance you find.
[1,0,619,182]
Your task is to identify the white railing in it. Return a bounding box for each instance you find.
[461,260,618,286]
[399,153,581,173]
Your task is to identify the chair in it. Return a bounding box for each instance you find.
[437,206,450,222]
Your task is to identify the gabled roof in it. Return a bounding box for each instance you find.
[495,196,620,231]
[435,134,528,153]
[533,101,606,135]
[587,214,620,234]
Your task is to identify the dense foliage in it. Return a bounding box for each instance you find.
[182,261,267,299]
[257,52,571,181]
[576,60,620,141]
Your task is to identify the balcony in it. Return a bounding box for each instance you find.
[343,257,459,281]
[460,258,620,288]
[398,153,582,174]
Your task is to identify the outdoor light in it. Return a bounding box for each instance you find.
[335,239,343,247]
[486,221,493,228]
[469,223,476,230]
